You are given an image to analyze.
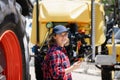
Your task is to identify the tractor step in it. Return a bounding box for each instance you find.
[95,55,116,65]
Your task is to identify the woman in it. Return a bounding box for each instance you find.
[42,25,81,80]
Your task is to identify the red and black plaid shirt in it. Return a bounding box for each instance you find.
[42,44,72,80]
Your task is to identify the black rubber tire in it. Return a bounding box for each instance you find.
[0,13,30,80]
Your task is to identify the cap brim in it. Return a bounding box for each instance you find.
[55,28,69,34]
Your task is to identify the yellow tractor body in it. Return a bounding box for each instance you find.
[31,0,106,46]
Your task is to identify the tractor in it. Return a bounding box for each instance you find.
[30,0,120,80]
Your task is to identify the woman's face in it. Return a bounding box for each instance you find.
[54,32,68,47]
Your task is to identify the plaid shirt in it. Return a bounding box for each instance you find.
[42,44,72,80]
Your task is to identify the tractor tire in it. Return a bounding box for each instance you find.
[0,14,30,80]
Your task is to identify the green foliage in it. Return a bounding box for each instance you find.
[102,0,115,16]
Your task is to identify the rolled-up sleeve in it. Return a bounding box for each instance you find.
[49,50,65,79]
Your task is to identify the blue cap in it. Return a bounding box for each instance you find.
[53,25,69,34]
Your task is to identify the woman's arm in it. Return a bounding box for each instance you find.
[65,60,81,74]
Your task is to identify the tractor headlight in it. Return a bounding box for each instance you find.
[46,22,53,29]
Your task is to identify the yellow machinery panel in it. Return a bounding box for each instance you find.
[107,44,120,62]
[30,0,106,46]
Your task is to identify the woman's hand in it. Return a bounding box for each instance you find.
[72,60,81,70]
[65,60,82,74]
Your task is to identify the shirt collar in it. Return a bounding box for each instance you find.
[53,44,67,53]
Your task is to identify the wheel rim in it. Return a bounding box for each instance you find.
[0,30,23,80]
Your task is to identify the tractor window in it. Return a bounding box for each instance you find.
[115,28,120,39]
[107,27,120,44]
